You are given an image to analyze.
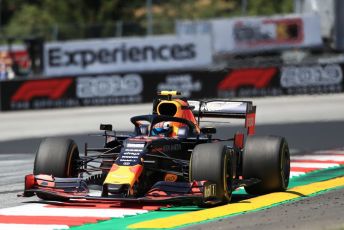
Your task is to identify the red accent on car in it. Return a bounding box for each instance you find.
[11,78,72,102]
[191,180,206,194]
[24,174,35,190]
[234,132,244,149]
[245,113,256,135]
[109,164,119,172]
[129,164,143,175]
[218,68,277,90]
[36,177,55,187]
[146,189,168,197]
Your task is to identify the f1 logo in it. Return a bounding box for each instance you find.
[218,68,277,90]
[11,79,72,102]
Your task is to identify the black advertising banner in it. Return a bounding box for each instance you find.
[141,71,227,101]
[74,71,226,106]
[0,71,227,111]
[217,64,343,97]
[0,75,146,111]
[1,66,343,111]
[279,64,343,94]
[0,77,77,111]
[75,73,144,106]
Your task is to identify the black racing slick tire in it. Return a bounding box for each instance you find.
[34,138,80,178]
[243,136,290,195]
[190,143,232,205]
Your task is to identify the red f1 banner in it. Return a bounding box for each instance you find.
[218,68,277,90]
[217,67,281,97]
[11,79,72,102]
[1,78,75,110]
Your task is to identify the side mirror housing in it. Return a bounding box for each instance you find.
[100,124,112,131]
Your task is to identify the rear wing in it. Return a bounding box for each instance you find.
[188,100,256,135]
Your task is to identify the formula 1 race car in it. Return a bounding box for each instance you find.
[23,91,290,206]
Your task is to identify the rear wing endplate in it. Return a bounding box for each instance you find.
[188,100,256,135]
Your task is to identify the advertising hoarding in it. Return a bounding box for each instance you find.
[0,71,225,111]
[177,14,322,54]
[1,65,342,111]
[44,35,212,77]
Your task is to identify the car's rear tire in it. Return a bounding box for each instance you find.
[190,143,232,205]
[243,136,290,195]
[34,137,80,178]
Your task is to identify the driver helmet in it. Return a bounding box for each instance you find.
[152,122,172,136]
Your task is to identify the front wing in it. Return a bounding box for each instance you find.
[22,174,220,206]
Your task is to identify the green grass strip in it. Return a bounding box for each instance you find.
[70,165,344,230]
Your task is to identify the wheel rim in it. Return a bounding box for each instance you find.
[67,145,79,177]
[280,144,290,189]
[223,152,232,201]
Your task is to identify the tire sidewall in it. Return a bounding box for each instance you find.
[279,140,290,190]
[34,138,79,178]
[243,136,290,194]
[190,143,232,203]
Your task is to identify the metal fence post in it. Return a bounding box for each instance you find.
[116,21,123,37]
[242,0,248,15]
[146,0,153,35]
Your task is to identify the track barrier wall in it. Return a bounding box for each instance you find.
[0,64,343,111]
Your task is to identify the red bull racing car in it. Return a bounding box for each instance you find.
[23,91,290,206]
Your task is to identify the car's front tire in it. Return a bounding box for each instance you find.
[34,137,80,178]
[190,143,233,205]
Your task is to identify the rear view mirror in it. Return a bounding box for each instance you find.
[100,124,112,131]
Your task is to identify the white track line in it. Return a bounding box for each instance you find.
[0,224,69,230]
[0,204,147,218]
[290,162,340,168]
[290,172,305,177]
[291,155,344,162]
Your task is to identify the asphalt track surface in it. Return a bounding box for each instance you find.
[0,94,343,229]
[184,188,344,230]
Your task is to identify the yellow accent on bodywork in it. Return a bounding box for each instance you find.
[104,165,139,187]
[158,91,180,96]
